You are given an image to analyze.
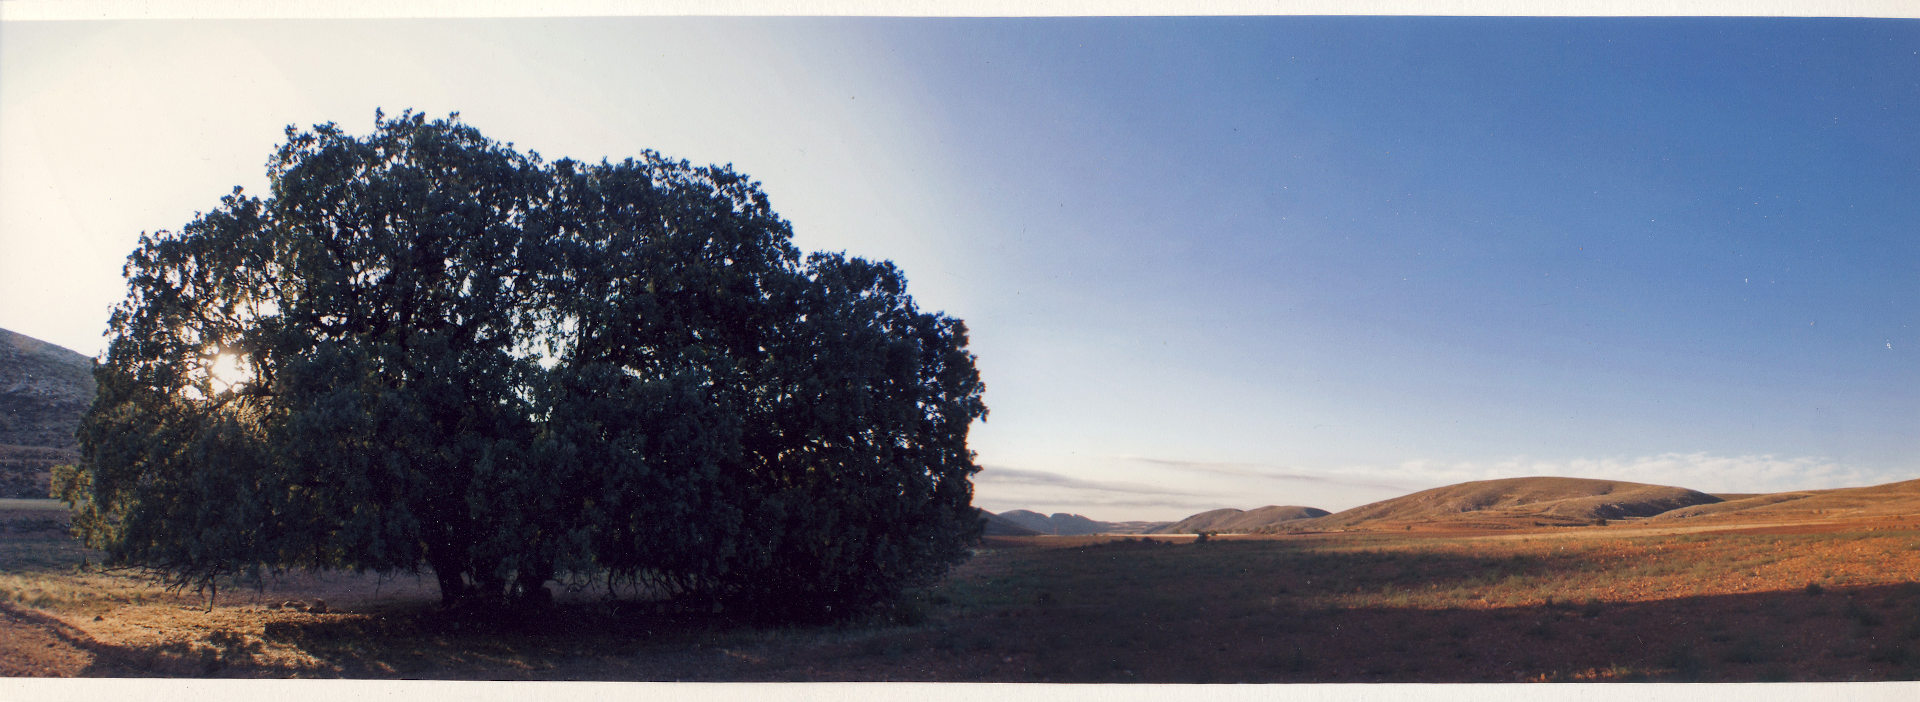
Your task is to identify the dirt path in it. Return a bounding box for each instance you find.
[0,602,96,676]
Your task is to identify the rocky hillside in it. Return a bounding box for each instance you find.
[1277,477,1722,531]
[0,328,94,497]
[1150,505,1329,534]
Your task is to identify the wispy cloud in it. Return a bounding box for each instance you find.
[1113,455,1418,493]
[1379,453,1883,495]
[972,452,1891,521]
[971,465,1234,516]
[992,493,1244,512]
[975,466,1215,498]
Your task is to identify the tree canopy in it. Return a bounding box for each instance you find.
[55,111,987,620]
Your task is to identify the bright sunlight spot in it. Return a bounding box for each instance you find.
[203,351,252,397]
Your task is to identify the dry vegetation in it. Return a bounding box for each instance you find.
[6,496,1920,682]
[1274,477,1722,532]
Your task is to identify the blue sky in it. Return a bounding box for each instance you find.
[2,15,1914,519]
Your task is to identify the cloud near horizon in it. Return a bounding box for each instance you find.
[1111,455,1420,493]
[971,465,1237,516]
[1376,452,1886,495]
[971,452,1895,521]
[1110,451,1889,498]
[973,466,1216,499]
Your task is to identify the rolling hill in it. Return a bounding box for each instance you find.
[0,329,95,498]
[1271,476,1723,532]
[1150,505,1330,534]
[1649,478,1920,523]
[992,510,1110,535]
[985,510,1167,536]
[980,511,1041,536]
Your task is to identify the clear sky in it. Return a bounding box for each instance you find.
[2,15,1915,520]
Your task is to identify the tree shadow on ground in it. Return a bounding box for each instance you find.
[854,538,1920,683]
[897,580,1920,683]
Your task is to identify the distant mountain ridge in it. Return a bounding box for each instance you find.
[980,511,1040,535]
[987,475,1920,538]
[993,510,1109,536]
[1150,505,1330,534]
[983,509,1167,535]
[0,328,96,497]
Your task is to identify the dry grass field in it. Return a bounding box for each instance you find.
[5,497,1920,682]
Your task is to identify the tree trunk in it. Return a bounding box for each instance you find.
[426,547,470,608]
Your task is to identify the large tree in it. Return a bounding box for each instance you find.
[56,112,986,618]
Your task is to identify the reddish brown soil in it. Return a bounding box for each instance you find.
[0,603,96,676]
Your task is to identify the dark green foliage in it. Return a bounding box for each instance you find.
[56,111,987,620]
[534,153,986,620]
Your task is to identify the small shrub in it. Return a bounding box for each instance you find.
[1805,582,1826,596]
